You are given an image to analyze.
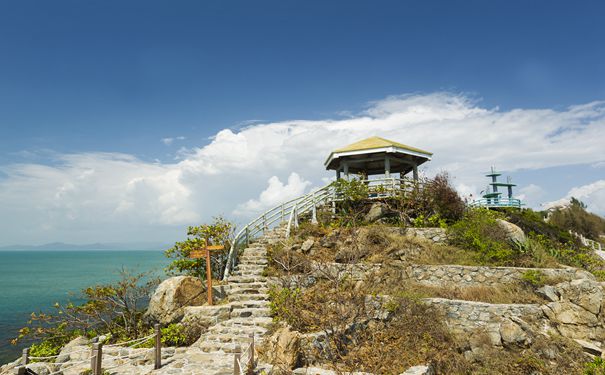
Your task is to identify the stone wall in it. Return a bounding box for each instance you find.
[404,264,594,287]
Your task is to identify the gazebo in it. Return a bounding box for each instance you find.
[324,136,432,181]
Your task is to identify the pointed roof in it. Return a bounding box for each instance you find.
[324,136,433,175]
[333,136,432,156]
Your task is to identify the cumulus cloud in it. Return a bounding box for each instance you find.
[234,173,312,216]
[543,180,605,214]
[1,92,604,244]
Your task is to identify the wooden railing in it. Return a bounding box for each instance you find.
[233,334,255,375]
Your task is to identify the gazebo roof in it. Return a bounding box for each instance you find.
[324,136,432,175]
[333,136,432,156]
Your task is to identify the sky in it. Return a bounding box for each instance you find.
[0,1,604,246]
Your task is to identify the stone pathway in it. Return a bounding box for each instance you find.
[153,227,283,375]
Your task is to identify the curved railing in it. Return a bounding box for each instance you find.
[469,197,522,209]
[222,177,422,280]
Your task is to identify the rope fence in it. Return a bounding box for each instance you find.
[16,324,163,375]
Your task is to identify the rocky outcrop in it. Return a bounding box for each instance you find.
[496,219,527,245]
[261,324,303,370]
[145,276,206,325]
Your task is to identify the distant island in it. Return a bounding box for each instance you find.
[0,242,171,251]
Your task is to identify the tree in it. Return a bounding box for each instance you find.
[164,216,234,279]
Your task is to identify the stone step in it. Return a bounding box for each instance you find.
[227,275,267,283]
[228,293,269,302]
[229,287,270,295]
[222,316,274,328]
[239,258,268,265]
[236,264,265,270]
[227,281,267,289]
[230,300,270,309]
[233,269,265,276]
[231,307,272,318]
[207,325,267,336]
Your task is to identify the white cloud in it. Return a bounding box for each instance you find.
[161,136,186,146]
[517,184,547,209]
[543,180,605,214]
[234,173,311,216]
[1,92,605,244]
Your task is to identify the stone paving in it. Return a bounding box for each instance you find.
[152,228,283,375]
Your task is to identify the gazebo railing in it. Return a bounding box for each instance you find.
[222,177,424,280]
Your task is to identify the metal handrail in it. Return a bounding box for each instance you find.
[222,177,424,280]
[469,197,522,208]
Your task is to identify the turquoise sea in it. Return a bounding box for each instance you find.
[0,250,169,364]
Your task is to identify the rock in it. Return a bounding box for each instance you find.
[301,238,315,253]
[57,336,89,363]
[556,279,603,315]
[537,285,559,302]
[574,339,603,357]
[544,301,599,326]
[261,324,303,370]
[499,318,528,346]
[496,219,526,245]
[182,305,231,343]
[144,276,206,325]
[364,202,392,222]
[27,362,53,375]
[401,364,435,375]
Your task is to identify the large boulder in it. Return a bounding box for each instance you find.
[145,276,206,325]
[364,202,394,223]
[495,219,526,245]
[260,324,303,370]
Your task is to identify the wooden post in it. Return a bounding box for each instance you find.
[91,342,102,375]
[22,348,29,366]
[247,334,255,375]
[16,367,26,375]
[233,344,241,375]
[206,247,213,306]
[245,227,249,246]
[154,324,162,369]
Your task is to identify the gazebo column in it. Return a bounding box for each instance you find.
[384,156,391,178]
[412,164,418,181]
[336,170,341,180]
[343,162,349,180]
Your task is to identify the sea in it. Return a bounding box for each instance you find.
[0,250,170,365]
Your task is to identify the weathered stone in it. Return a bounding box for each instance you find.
[556,279,603,315]
[499,318,528,346]
[301,238,315,253]
[537,285,559,302]
[496,219,526,245]
[56,336,89,363]
[364,202,391,222]
[261,325,302,370]
[180,305,232,342]
[400,364,435,375]
[546,301,599,326]
[574,339,603,357]
[145,276,206,325]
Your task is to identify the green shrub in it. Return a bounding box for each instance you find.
[165,216,234,279]
[448,208,515,264]
[584,356,605,375]
[521,270,546,287]
[161,323,188,347]
[549,198,605,240]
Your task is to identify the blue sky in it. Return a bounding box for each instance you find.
[0,1,604,245]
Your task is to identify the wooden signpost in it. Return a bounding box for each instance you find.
[189,240,225,305]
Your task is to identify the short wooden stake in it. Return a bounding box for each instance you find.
[154,324,162,369]
[233,344,241,375]
[21,348,29,366]
[247,334,255,375]
[91,342,102,375]
[16,366,26,375]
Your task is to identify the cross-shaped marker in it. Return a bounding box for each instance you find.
[189,239,225,305]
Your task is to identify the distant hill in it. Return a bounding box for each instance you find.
[0,242,171,251]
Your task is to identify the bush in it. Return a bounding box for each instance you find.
[13,270,159,348]
[448,208,516,264]
[165,216,234,279]
[549,198,605,240]
[425,172,465,223]
[585,356,605,375]
[161,323,188,347]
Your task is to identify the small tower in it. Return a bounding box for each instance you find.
[473,166,521,208]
